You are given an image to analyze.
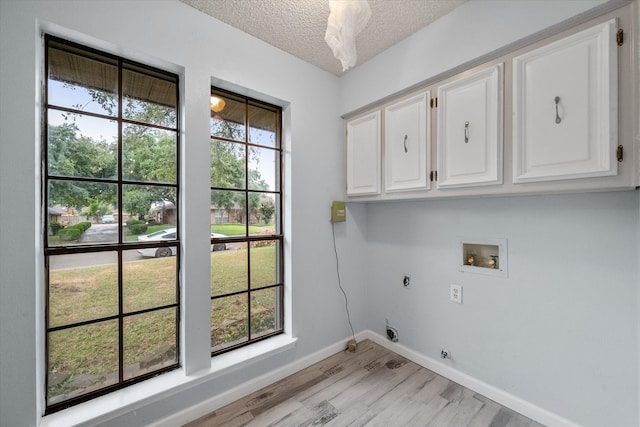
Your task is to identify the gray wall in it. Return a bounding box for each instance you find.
[363,192,638,426]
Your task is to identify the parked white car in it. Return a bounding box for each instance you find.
[101,214,115,224]
[136,228,177,257]
[136,228,228,257]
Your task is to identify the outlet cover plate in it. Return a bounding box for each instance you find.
[450,284,462,304]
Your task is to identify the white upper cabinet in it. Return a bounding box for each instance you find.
[346,110,381,196]
[512,19,618,183]
[344,8,633,202]
[384,92,430,192]
[437,64,503,188]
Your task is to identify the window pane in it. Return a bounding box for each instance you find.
[250,240,278,289]
[47,180,118,246]
[47,320,119,405]
[209,86,282,357]
[48,252,118,328]
[47,45,118,117]
[123,66,177,128]
[48,111,117,180]
[248,103,278,148]
[123,249,177,313]
[123,308,177,380]
[210,94,246,142]
[211,190,246,235]
[212,246,248,297]
[123,124,177,184]
[250,287,281,339]
[122,184,176,239]
[248,146,278,191]
[45,36,181,412]
[248,193,278,231]
[211,295,248,352]
[210,139,245,189]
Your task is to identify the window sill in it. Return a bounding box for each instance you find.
[40,335,297,427]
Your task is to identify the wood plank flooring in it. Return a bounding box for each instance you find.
[184,340,544,427]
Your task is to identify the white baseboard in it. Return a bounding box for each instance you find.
[360,330,581,427]
[154,330,579,427]
[152,331,369,427]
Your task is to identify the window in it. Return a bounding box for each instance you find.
[210,88,284,354]
[44,35,180,413]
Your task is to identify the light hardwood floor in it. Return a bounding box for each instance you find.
[185,340,544,427]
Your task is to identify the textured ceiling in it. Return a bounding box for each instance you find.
[180,0,467,76]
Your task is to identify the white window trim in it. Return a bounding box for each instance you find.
[36,25,293,423]
[39,334,297,427]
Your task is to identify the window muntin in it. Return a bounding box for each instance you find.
[44,35,180,413]
[210,87,284,355]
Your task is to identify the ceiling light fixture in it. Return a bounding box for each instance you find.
[210,95,226,112]
[324,0,371,72]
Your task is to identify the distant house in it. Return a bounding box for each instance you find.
[210,205,243,224]
[150,201,177,225]
[47,206,66,224]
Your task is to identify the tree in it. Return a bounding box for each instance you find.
[48,82,178,220]
[84,200,112,222]
[122,188,158,219]
[258,198,275,224]
[47,122,117,210]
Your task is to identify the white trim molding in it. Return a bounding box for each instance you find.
[362,330,582,427]
[154,330,580,427]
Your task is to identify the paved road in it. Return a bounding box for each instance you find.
[49,224,237,270]
[51,224,149,270]
[79,223,118,243]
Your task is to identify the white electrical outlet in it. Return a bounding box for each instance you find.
[450,284,462,304]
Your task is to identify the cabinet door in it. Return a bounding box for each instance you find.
[437,64,503,188]
[512,19,617,183]
[346,110,381,196]
[385,92,430,192]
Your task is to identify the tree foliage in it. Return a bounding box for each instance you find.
[48,122,117,210]
[49,82,274,224]
[258,198,275,224]
[84,200,112,223]
[210,119,274,224]
[48,84,178,219]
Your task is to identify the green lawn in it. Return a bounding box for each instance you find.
[48,244,279,400]
[211,223,274,236]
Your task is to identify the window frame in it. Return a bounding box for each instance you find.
[209,87,285,356]
[43,34,181,414]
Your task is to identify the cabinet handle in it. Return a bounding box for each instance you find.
[464,121,470,143]
[554,96,562,124]
[403,134,408,153]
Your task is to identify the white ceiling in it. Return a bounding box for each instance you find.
[180,0,468,76]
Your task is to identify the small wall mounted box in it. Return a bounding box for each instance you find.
[459,237,508,278]
[331,200,346,222]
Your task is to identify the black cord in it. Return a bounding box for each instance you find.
[331,221,356,343]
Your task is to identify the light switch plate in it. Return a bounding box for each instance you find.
[450,284,462,304]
